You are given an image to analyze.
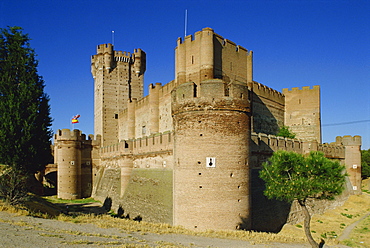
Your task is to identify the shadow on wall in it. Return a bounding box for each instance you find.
[103,196,112,211]
[81,162,93,198]
[251,91,280,135]
[250,136,291,233]
[44,171,57,196]
[116,204,142,221]
[250,169,291,232]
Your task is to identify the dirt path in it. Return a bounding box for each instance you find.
[337,211,370,241]
[0,210,353,248]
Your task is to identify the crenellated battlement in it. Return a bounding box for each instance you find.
[282,85,320,93]
[97,43,113,54]
[251,132,347,159]
[100,131,173,158]
[177,28,252,55]
[251,132,302,153]
[54,129,83,141]
[250,81,285,103]
[54,129,101,144]
[335,135,362,146]
[318,142,345,158]
[114,50,133,63]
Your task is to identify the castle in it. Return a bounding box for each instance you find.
[53,28,362,231]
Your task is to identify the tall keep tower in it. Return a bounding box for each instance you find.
[91,44,146,146]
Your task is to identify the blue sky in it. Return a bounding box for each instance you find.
[1,0,369,149]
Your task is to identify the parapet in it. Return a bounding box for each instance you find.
[250,132,302,153]
[54,129,83,141]
[97,43,113,55]
[250,81,285,104]
[177,27,252,56]
[54,129,101,145]
[282,85,320,94]
[335,135,362,146]
[114,50,133,63]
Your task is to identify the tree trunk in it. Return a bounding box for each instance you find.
[298,199,319,248]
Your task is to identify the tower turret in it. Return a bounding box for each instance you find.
[172,79,251,230]
[336,135,362,194]
[54,129,82,199]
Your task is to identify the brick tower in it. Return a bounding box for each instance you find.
[54,129,82,199]
[172,28,253,230]
[91,44,146,146]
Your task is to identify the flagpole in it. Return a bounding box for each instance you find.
[184,9,188,37]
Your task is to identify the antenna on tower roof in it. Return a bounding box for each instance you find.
[184,9,188,37]
[112,31,115,46]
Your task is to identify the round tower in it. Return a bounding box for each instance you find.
[54,129,82,199]
[172,79,251,230]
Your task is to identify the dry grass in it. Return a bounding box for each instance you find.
[56,213,307,244]
[1,179,370,246]
[0,201,30,216]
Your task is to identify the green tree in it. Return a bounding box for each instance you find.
[277,125,296,139]
[0,26,52,176]
[361,149,370,179]
[259,151,346,248]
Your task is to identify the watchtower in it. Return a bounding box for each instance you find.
[91,44,146,146]
[54,129,83,199]
[172,80,251,230]
[337,135,362,194]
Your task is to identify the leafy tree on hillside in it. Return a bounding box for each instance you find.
[260,151,346,248]
[361,149,370,179]
[0,27,52,180]
[277,125,296,139]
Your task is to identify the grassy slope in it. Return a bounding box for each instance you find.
[119,168,173,224]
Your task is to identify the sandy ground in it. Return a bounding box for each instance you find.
[0,209,352,248]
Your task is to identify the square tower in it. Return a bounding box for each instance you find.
[91,44,146,146]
